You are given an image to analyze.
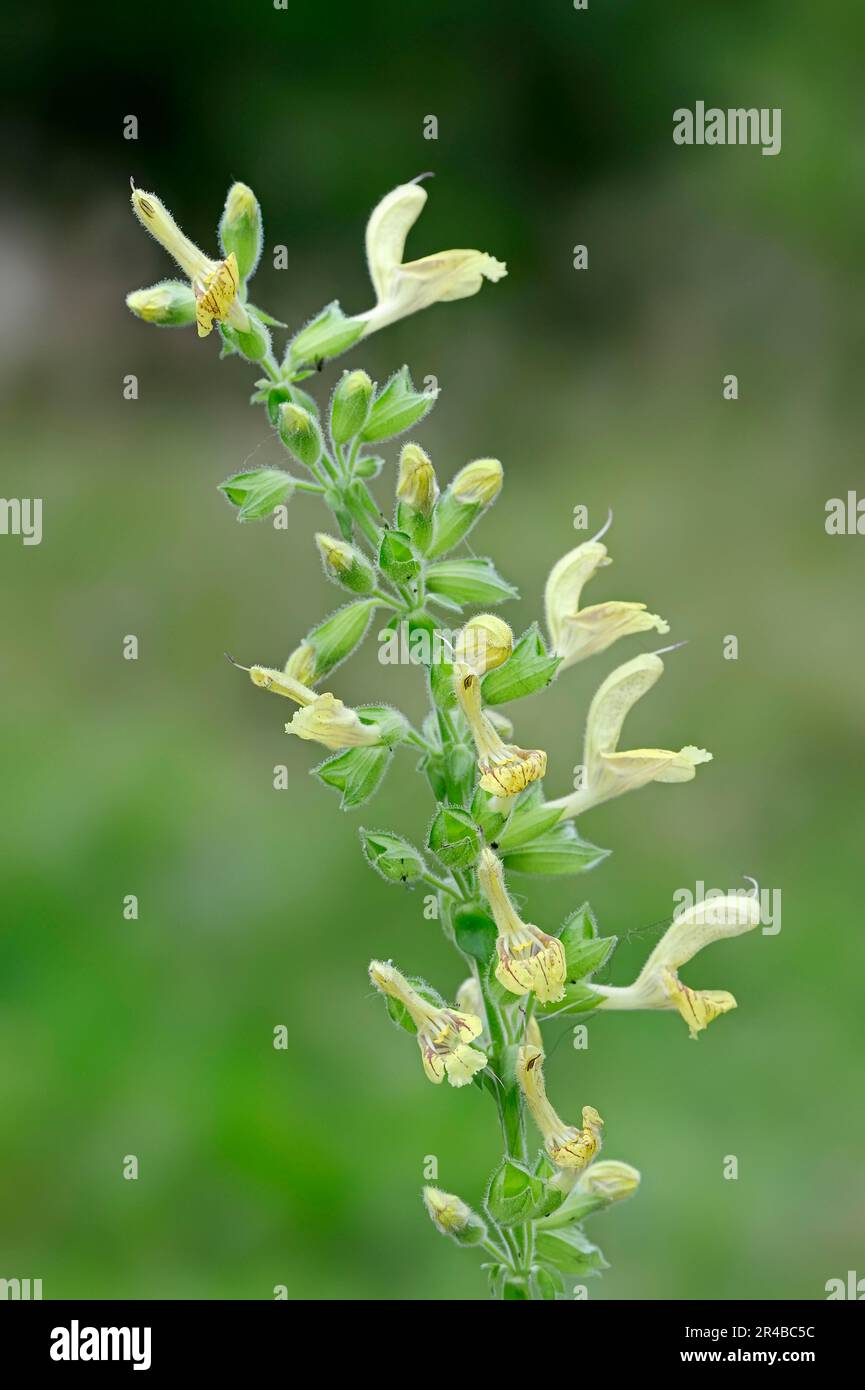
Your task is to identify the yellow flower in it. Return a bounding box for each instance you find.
[453,663,546,796]
[477,848,566,1003]
[130,186,250,338]
[548,652,711,818]
[286,692,381,751]
[544,538,668,670]
[230,659,381,750]
[517,1044,604,1170]
[358,178,506,335]
[591,891,762,1038]
[369,961,488,1087]
[454,614,513,675]
[455,974,545,1051]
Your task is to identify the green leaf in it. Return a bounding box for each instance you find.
[451,902,497,967]
[354,704,409,745]
[360,367,437,443]
[313,745,391,810]
[530,1265,565,1300]
[354,454,384,479]
[495,799,564,852]
[425,557,518,606]
[427,804,480,870]
[429,658,457,710]
[533,1227,608,1277]
[378,529,420,585]
[481,623,562,705]
[558,916,616,980]
[360,828,425,883]
[560,902,599,941]
[486,1159,547,1226]
[426,493,480,558]
[536,979,604,1016]
[501,824,610,876]
[470,786,509,842]
[288,301,366,368]
[218,468,294,522]
[535,1192,606,1231]
[307,600,375,677]
[249,305,287,329]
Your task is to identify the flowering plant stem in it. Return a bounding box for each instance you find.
[127,175,762,1301]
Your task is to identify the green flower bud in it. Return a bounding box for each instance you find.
[315,532,376,594]
[427,460,503,558]
[284,642,318,686]
[422,1187,487,1246]
[427,804,480,870]
[278,403,323,471]
[330,370,373,445]
[219,182,263,281]
[360,829,425,883]
[452,458,503,505]
[397,443,438,517]
[222,308,272,362]
[360,367,438,444]
[306,600,375,677]
[396,443,438,553]
[218,468,295,522]
[126,280,196,327]
[455,613,513,674]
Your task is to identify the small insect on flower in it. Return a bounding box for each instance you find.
[369,960,488,1087]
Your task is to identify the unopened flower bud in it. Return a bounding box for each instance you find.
[428,459,504,557]
[223,308,272,363]
[455,613,513,675]
[126,280,196,327]
[452,458,503,505]
[284,642,318,686]
[577,1160,641,1204]
[306,600,376,677]
[330,370,373,444]
[315,532,376,594]
[422,1187,487,1246]
[397,443,439,517]
[219,181,263,282]
[278,403,323,471]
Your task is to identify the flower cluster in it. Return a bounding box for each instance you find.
[126,174,761,1300]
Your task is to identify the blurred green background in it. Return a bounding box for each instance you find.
[1,0,863,1300]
